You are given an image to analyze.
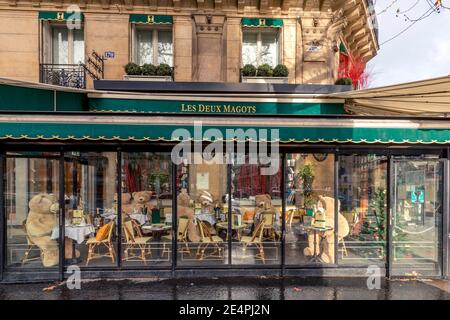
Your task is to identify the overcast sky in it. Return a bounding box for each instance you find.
[367,0,450,88]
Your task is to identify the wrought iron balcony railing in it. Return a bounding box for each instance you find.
[40,63,86,89]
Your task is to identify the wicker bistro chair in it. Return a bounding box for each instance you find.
[240,221,266,263]
[86,221,116,266]
[122,220,152,264]
[196,219,224,260]
[162,217,190,258]
[21,220,43,266]
[261,211,277,241]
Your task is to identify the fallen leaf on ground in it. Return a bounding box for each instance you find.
[42,285,58,292]
[293,287,302,292]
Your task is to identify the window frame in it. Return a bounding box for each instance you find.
[42,21,85,65]
[131,24,173,66]
[241,27,281,67]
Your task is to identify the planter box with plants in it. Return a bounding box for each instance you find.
[241,64,289,84]
[123,63,173,81]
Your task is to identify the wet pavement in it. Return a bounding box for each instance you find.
[0,277,449,300]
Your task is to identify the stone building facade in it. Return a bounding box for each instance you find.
[0,0,378,88]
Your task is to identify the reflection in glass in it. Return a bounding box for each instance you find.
[231,156,282,265]
[64,152,117,267]
[285,154,336,265]
[5,152,60,269]
[121,152,172,266]
[392,158,443,276]
[338,155,387,265]
[176,156,228,266]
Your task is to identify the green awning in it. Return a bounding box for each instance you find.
[241,18,283,28]
[129,14,173,24]
[0,117,449,144]
[38,11,84,22]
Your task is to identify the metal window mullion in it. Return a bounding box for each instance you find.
[0,151,5,282]
[386,154,393,278]
[59,149,65,281]
[257,32,262,66]
[442,150,449,278]
[171,161,177,273]
[281,152,286,273]
[334,150,339,265]
[227,161,232,266]
[117,149,122,268]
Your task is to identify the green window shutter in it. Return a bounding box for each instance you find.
[38,11,84,22]
[129,14,173,24]
[241,18,283,28]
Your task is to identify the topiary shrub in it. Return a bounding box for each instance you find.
[256,64,274,77]
[273,64,289,77]
[157,63,172,76]
[124,63,142,75]
[335,77,353,86]
[242,64,257,77]
[141,63,157,76]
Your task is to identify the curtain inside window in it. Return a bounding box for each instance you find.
[260,32,278,67]
[137,29,153,65]
[242,32,257,66]
[52,27,68,64]
[157,30,173,66]
[73,29,85,64]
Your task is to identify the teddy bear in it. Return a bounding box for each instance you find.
[199,191,214,214]
[131,191,153,214]
[26,193,60,267]
[303,195,349,264]
[114,192,134,215]
[178,189,200,242]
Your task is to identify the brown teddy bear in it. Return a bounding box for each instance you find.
[178,189,200,242]
[26,193,59,267]
[132,191,153,214]
[303,195,349,264]
[114,192,133,215]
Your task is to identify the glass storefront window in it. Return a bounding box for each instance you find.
[5,152,60,269]
[338,155,388,265]
[64,152,117,267]
[121,152,172,267]
[231,156,282,265]
[176,155,229,266]
[285,154,336,265]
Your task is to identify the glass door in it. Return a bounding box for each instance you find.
[390,158,444,277]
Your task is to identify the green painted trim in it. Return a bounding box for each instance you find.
[339,42,348,54]
[0,84,87,112]
[241,18,283,28]
[38,11,84,22]
[89,98,345,115]
[129,14,173,24]
[0,122,449,144]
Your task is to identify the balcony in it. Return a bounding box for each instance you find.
[40,64,86,89]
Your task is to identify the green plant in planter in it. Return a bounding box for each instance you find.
[335,77,353,86]
[273,64,289,77]
[256,64,274,77]
[242,64,257,77]
[124,63,142,75]
[157,63,172,76]
[141,63,157,76]
[296,164,316,210]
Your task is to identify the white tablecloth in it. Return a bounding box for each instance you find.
[129,213,148,225]
[51,224,95,244]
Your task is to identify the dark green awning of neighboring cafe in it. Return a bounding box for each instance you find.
[38,11,84,21]
[129,14,173,24]
[241,18,283,28]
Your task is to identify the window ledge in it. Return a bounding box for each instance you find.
[123,75,173,82]
[241,76,289,84]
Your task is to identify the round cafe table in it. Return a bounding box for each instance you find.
[142,224,172,258]
[215,222,248,240]
[304,225,333,263]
